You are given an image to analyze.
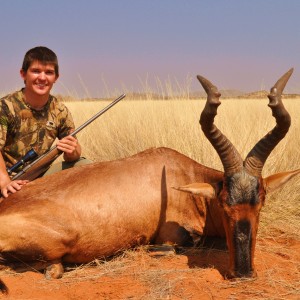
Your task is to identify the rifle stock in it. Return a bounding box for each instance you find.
[12,94,126,181]
[13,147,62,181]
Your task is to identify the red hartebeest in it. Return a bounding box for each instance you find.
[0,69,299,293]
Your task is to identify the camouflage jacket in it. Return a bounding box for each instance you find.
[0,89,75,167]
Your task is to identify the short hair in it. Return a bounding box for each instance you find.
[21,46,59,76]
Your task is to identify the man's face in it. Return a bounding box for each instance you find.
[20,60,59,97]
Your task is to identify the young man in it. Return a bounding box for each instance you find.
[0,46,83,198]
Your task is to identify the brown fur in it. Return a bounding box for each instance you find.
[0,148,299,294]
[0,147,224,286]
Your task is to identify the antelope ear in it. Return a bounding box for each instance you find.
[173,183,216,198]
[263,169,300,194]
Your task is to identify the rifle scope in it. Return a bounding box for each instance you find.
[7,149,38,175]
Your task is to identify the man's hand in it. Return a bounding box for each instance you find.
[1,179,29,198]
[0,152,30,198]
[56,135,81,162]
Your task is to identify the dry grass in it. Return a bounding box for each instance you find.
[2,96,297,299]
[64,97,300,240]
[56,97,300,299]
[45,247,213,299]
[29,240,298,299]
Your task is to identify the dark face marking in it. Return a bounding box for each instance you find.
[224,171,260,206]
[217,170,266,277]
[233,219,252,276]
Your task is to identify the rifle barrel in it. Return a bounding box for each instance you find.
[71,94,126,137]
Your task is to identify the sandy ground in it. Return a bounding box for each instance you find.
[0,237,299,300]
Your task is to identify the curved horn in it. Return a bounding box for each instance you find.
[198,75,243,176]
[244,68,293,177]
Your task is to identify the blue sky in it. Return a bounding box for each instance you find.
[1,0,300,98]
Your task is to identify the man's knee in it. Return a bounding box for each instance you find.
[43,157,93,176]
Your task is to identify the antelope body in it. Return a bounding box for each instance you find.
[0,69,299,294]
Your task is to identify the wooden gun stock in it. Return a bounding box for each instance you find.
[12,94,126,181]
[13,147,62,181]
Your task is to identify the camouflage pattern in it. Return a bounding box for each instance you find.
[0,89,75,167]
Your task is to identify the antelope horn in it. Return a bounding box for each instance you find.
[198,75,243,176]
[244,68,293,177]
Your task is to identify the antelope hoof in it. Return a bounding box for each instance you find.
[45,262,64,279]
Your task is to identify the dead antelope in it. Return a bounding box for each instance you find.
[0,69,299,294]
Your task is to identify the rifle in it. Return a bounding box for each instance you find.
[7,149,38,176]
[11,94,126,181]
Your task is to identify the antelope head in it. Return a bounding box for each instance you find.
[177,69,300,278]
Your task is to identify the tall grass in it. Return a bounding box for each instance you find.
[65,97,300,239]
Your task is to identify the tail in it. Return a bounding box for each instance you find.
[0,278,8,294]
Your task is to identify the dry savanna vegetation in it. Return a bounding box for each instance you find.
[1,96,299,299]
[69,97,300,240]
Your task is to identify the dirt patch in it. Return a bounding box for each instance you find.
[0,237,299,300]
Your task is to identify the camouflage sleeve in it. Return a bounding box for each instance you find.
[0,100,10,151]
[57,103,76,139]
